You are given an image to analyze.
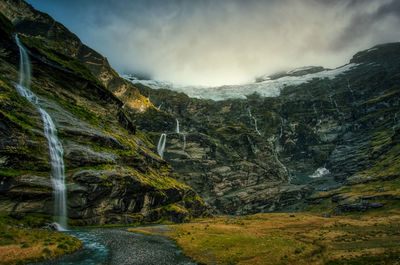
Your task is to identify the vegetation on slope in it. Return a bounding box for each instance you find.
[0,213,82,265]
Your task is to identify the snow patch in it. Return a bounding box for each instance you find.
[122,63,358,101]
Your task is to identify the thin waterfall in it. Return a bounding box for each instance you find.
[157,133,167,159]
[347,80,354,94]
[248,109,261,135]
[176,119,180,134]
[15,35,68,230]
[175,118,186,151]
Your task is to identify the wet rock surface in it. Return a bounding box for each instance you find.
[132,43,400,214]
[0,4,209,225]
[0,0,399,221]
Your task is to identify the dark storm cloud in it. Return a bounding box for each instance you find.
[330,0,400,51]
[27,0,400,86]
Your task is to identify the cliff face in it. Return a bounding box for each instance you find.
[0,0,151,114]
[131,92,311,215]
[0,0,399,222]
[0,4,209,226]
[131,44,400,215]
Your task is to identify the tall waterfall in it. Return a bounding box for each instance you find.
[15,35,68,230]
[176,119,180,134]
[157,133,167,159]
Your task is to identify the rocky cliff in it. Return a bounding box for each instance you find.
[129,44,400,215]
[0,0,399,223]
[0,1,209,226]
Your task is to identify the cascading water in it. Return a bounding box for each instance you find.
[15,35,68,230]
[176,119,180,134]
[157,133,167,159]
[248,109,261,136]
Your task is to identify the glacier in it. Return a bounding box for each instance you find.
[122,63,358,101]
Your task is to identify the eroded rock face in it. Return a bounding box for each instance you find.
[0,9,209,225]
[131,43,400,214]
[0,0,399,220]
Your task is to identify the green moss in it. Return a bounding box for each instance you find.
[162,203,189,214]
[139,167,191,191]
[0,212,51,228]
[42,93,103,127]
[0,89,41,134]
[0,109,35,132]
[135,129,154,148]
[18,35,101,86]
[0,213,82,264]
[0,12,14,36]
[0,168,28,177]
[365,88,400,104]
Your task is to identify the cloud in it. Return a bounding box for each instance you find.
[27,0,400,86]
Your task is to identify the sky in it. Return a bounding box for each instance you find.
[26,0,400,86]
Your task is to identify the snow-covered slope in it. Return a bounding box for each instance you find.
[122,63,359,101]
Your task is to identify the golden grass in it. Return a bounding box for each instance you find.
[129,213,400,265]
[0,224,82,265]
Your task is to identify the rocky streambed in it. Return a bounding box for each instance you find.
[34,227,195,265]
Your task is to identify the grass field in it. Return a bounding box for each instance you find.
[130,212,400,265]
[0,213,82,265]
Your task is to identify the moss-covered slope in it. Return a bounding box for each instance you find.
[0,4,209,226]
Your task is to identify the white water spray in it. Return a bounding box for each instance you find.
[157,133,167,159]
[248,109,261,136]
[15,35,68,230]
[176,119,180,134]
[309,167,330,178]
[182,134,186,151]
[347,80,354,94]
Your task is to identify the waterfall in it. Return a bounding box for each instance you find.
[309,167,330,178]
[182,134,186,151]
[248,109,261,136]
[347,80,354,94]
[176,119,180,134]
[175,118,186,150]
[393,112,399,132]
[157,133,167,159]
[15,35,68,230]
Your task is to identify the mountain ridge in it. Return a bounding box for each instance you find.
[0,1,210,226]
[130,42,400,214]
[0,0,399,224]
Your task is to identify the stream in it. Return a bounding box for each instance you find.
[34,227,196,265]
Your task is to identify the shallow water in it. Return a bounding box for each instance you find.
[33,229,108,265]
[33,228,196,265]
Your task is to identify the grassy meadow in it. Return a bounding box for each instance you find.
[0,213,81,265]
[130,212,400,265]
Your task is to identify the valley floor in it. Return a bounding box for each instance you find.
[130,212,400,265]
[0,213,81,265]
